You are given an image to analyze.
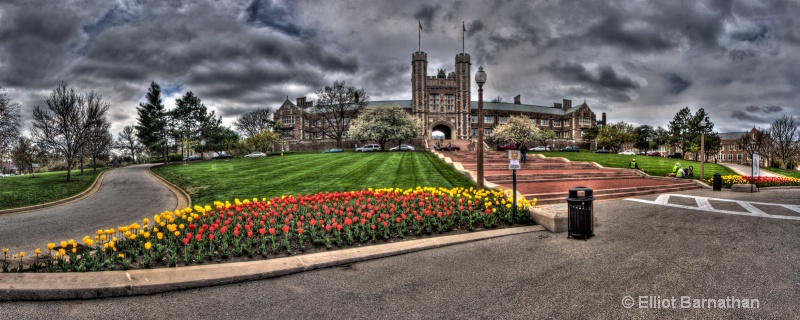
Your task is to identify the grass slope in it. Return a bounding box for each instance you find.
[0,169,106,210]
[151,152,475,207]
[530,151,737,180]
[763,167,800,178]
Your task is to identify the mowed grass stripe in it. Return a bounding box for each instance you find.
[151,152,475,207]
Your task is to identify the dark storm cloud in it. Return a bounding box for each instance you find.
[109,110,131,122]
[728,49,757,62]
[541,61,639,91]
[745,105,783,114]
[583,13,677,52]
[466,20,484,37]
[665,74,691,95]
[245,0,308,39]
[0,3,89,88]
[731,110,767,123]
[731,23,770,42]
[413,3,440,28]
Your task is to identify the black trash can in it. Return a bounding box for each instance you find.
[566,187,594,240]
[713,173,722,191]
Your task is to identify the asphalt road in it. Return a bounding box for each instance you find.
[0,164,177,255]
[3,188,799,319]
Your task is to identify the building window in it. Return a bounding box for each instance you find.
[539,119,549,126]
[563,120,570,127]
[484,116,494,123]
[579,117,591,126]
[429,94,439,111]
[445,94,454,111]
[737,154,742,161]
[281,115,295,125]
[498,116,508,124]
[471,116,477,123]
[727,154,732,161]
[531,119,537,124]
[470,128,477,136]
[484,128,493,135]
[553,120,561,127]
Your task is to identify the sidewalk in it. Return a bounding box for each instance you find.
[716,162,782,177]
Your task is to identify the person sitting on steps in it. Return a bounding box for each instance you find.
[629,159,639,169]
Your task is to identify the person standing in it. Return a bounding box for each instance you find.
[519,144,528,163]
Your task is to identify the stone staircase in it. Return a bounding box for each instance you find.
[437,148,702,205]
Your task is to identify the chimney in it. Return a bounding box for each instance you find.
[554,102,562,109]
[562,99,572,110]
[296,97,305,106]
[602,112,607,126]
[354,93,359,103]
[514,95,521,104]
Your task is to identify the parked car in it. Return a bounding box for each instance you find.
[356,144,381,152]
[323,148,343,153]
[647,151,661,157]
[435,143,460,151]
[560,146,580,152]
[667,153,683,159]
[594,148,610,153]
[183,155,202,161]
[497,143,518,151]
[212,152,233,159]
[389,145,415,151]
[531,146,550,151]
[618,150,635,155]
[244,152,267,158]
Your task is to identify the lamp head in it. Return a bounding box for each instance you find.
[475,66,486,86]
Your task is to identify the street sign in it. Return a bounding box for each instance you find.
[752,152,760,177]
[509,159,521,170]
[508,150,520,160]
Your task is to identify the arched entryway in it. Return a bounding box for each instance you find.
[431,124,453,139]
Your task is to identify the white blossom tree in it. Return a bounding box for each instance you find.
[488,115,541,146]
[349,105,421,151]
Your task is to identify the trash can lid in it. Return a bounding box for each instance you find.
[568,187,593,199]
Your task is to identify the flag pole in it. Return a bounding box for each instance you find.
[462,21,465,53]
[418,20,421,52]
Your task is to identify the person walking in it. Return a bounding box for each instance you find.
[519,144,528,163]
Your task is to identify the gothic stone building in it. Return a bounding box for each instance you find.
[274,51,598,149]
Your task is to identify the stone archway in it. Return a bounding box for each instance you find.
[431,123,453,140]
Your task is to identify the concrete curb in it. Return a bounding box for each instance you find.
[0,225,544,301]
[147,164,192,211]
[0,169,110,216]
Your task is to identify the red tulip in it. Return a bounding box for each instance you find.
[281,225,290,233]
[297,228,303,235]
[259,228,266,235]
[268,228,276,235]
[208,234,215,241]
[247,231,253,238]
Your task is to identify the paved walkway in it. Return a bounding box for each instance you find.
[716,162,782,177]
[0,164,184,256]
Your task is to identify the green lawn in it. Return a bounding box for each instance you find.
[151,151,476,207]
[764,167,800,178]
[530,151,737,181]
[0,169,106,210]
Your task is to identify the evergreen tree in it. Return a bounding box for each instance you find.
[135,82,169,163]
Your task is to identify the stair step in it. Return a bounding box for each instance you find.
[524,183,699,205]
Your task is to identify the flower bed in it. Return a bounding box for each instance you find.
[706,175,800,188]
[2,187,535,272]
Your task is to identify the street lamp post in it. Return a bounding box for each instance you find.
[475,66,487,189]
[699,120,706,181]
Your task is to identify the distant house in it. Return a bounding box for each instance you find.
[716,127,769,166]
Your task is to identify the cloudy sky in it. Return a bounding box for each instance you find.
[1,0,798,136]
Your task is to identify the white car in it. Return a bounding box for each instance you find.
[244,152,267,158]
[618,150,635,155]
[356,144,380,152]
[389,145,415,151]
[531,146,550,151]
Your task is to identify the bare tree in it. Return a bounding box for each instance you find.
[770,115,799,169]
[116,125,141,164]
[234,107,272,139]
[306,80,369,148]
[85,116,113,171]
[0,87,22,174]
[31,82,110,181]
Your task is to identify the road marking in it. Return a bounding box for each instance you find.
[626,194,800,221]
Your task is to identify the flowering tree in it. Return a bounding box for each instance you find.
[348,104,421,151]
[487,115,540,146]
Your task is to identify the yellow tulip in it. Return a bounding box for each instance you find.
[60,241,67,248]
[35,248,41,256]
[19,251,25,258]
[47,243,55,250]
[144,242,152,250]
[71,248,76,254]
[58,249,66,256]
